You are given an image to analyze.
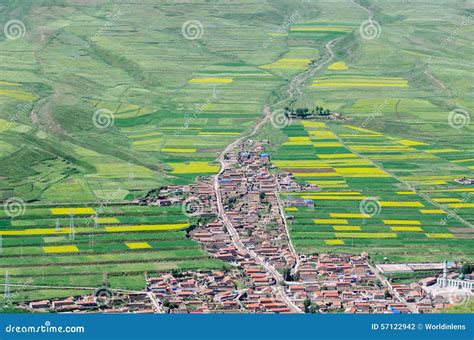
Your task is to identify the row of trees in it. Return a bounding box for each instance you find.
[284,106,331,118]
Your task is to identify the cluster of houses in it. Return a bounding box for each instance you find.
[145,270,292,313]
[217,141,310,272]
[22,291,156,313]
[16,139,471,314]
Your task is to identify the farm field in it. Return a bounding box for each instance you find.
[271,120,473,263]
[0,0,473,307]
[0,204,222,302]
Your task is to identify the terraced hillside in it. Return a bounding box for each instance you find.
[0,0,472,304]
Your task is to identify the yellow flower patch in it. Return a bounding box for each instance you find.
[97,217,120,224]
[302,121,327,129]
[324,239,345,245]
[285,207,298,212]
[433,198,460,203]
[169,162,219,174]
[391,227,423,232]
[261,58,311,70]
[333,226,361,231]
[43,245,79,253]
[314,219,348,225]
[51,207,96,215]
[419,209,446,214]
[425,149,459,154]
[396,191,417,195]
[425,233,454,239]
[328,61,348,71]
[396,139,429,146]
[448,203,474,208]
[379,201,424,208]
[313,142,343,147]
[126,242,152,249]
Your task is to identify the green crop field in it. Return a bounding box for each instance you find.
[0,0,472,305]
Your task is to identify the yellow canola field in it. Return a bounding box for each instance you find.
[43,245,79,253]
[425,233,454,239]
[333,226,361,231]
[425,149,459,154]
[328,61,348,71]
[51,207,96,215]
[334,167,390,177]
[169,162,219,174]
[0,89,38,101]
[391,227,423,232]
[311,76,409,88]
[126,242,152,249]
[302,121,327,128]
[343,126,382,135]
[97,217,120,224]
[420,209,446,214]
[325,239,345,245]
[397,139,429,146]
[314,219,348,224]
[449,203,474,208]
[379,201,424,208]
[383,220,421,225]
